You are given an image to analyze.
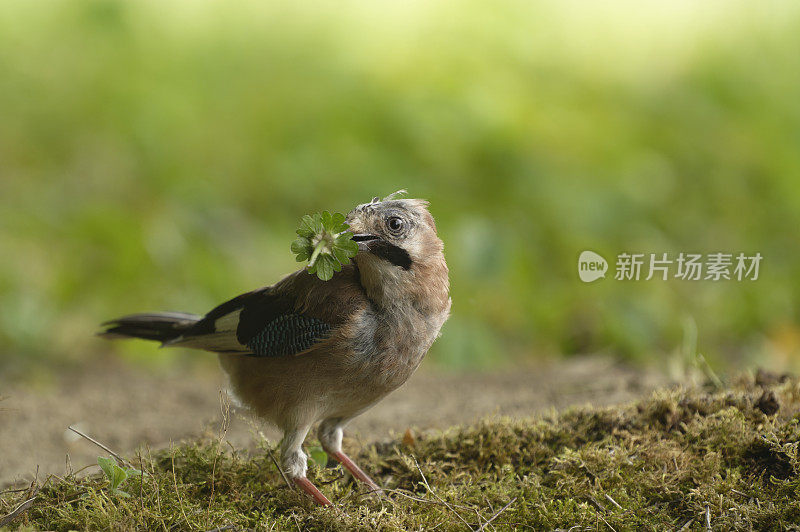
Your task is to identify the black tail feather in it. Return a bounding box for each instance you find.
[99,312,201,344]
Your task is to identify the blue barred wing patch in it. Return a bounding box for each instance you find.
[245,314,331,357]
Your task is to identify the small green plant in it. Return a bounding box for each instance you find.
[291,211,358,281]
[307,446,329,468]
[97,456,142,498]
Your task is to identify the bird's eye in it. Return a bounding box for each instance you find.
[386,216,405,234]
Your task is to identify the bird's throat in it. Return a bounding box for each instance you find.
[355,253,449,316]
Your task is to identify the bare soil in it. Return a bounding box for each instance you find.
[0,356,665,487]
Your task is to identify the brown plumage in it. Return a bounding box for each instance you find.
[100,194,451,505]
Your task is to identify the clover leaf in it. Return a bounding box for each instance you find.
[291,211,358,281]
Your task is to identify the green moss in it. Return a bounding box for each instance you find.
[4,375,800,530]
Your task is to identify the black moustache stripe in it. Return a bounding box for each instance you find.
[371,241,412,270]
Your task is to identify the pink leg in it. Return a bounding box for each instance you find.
[293,477,332,506]
[331,450,384,495]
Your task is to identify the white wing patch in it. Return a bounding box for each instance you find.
[163,309,249,353]
[215,309,242,332]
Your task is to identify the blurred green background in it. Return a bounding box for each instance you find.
[1,0,799,376]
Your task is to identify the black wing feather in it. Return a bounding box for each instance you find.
[244,314,331,357]
[176,288,332,357]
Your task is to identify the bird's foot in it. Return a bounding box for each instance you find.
[293,476,332,506]
[330,450,384,497]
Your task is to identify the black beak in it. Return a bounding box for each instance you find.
[351,233,382,252]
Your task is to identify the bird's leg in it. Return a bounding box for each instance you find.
[293,476,332,506]
[330,450,383,495]
[319,419,384,496]
[281,426,332,506]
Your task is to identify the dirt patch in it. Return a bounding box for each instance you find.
[0,356,665,486]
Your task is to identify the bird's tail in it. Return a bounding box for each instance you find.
[99,312,202,344]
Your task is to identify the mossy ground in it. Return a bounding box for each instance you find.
[3,372,800,531]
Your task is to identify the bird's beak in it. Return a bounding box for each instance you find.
[351,233,382,253]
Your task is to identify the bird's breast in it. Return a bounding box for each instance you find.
[346,301,449,393]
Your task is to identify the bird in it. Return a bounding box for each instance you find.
[99,193,451,506]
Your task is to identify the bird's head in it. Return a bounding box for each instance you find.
[346,191,449,311]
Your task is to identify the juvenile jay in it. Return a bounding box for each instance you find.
[100,196,451,505]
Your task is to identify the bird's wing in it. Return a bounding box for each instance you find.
[165,265,366,357]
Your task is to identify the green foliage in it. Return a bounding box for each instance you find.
[292,212,357,281]
[307,446,329,469]
[3,375,800,530]
[1,2,800,371]
[96,457,141,498]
